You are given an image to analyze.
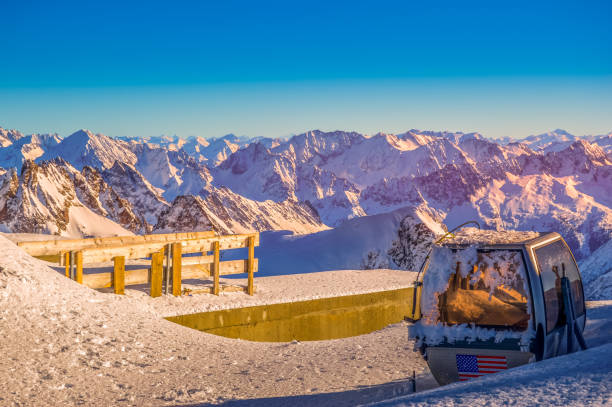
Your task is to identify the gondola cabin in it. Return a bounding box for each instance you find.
[409,229,587,385]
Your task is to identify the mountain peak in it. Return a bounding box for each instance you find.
[567,139,609,160]
[36,128,136,171]
[219,133,239,141]
[550,128,574,136]
[0,127,25,147]
[67,129,96,139]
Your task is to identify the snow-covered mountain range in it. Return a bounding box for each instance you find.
[0,126,610,289]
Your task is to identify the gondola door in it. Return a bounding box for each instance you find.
[533,238,586,359]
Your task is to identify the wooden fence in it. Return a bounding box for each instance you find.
[17,231,259,297]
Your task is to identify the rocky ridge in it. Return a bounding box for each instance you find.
[0,126,610,264]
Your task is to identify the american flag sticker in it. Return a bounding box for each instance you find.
[455,354,507,381]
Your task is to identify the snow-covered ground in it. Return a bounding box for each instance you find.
[222,206,443,277]
[56,266,418,317]
[1,235,610,406]
[580,239,612,301]
[0,235,431,406]
[371,301,612,407]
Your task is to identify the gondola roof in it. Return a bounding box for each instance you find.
[438,227,549,247]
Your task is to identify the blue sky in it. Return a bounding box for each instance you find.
[1,0,611,139]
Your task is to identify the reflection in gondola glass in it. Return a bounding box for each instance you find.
[437,250,530,330]
[535,240,585,333]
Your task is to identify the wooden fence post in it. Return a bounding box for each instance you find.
[164,244,171,295]
[70,251,75,280]
[247,236,255,295]
[112,256,125,295]
[213,241,220,295]
[64,252,70,278]
[150,252,163,297]
[172,242,182,296]
[75,251,83,284]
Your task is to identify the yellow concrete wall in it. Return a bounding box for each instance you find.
[35,254,61,263]
[166,287,415,342]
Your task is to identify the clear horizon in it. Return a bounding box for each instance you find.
[2,1,611,140]
[1,116,611,142]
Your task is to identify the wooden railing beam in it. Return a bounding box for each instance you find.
[73,233,259,265]
[18,231,216,257]
[81,259,259,289]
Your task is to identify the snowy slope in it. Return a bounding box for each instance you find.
[214,139,365,226]
[0,235,427,406]
[198,187,327,234]
[64,205,133,237]
[153,194,231,234]
[39,129,137,170]
[0,159,140,237]
[130,143,213,201]
[580,239,612,300]
[0,127,25,147]
[0,132,61,168]
[371,342,612,407]
[319,135,471,188]
[122,133,250,166]
[521,129,580,153]
[233,206,444,277]
[592,133,612,156]
[101,161,169,225]
[370,300,612,406]
[191,134,245,165]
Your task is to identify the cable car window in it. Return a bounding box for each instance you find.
[437,250,530,330]
[535,240,585,334]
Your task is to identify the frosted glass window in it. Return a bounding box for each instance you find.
[438,250,530,331]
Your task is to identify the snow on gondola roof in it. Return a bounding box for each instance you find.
[438,227,542,246]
